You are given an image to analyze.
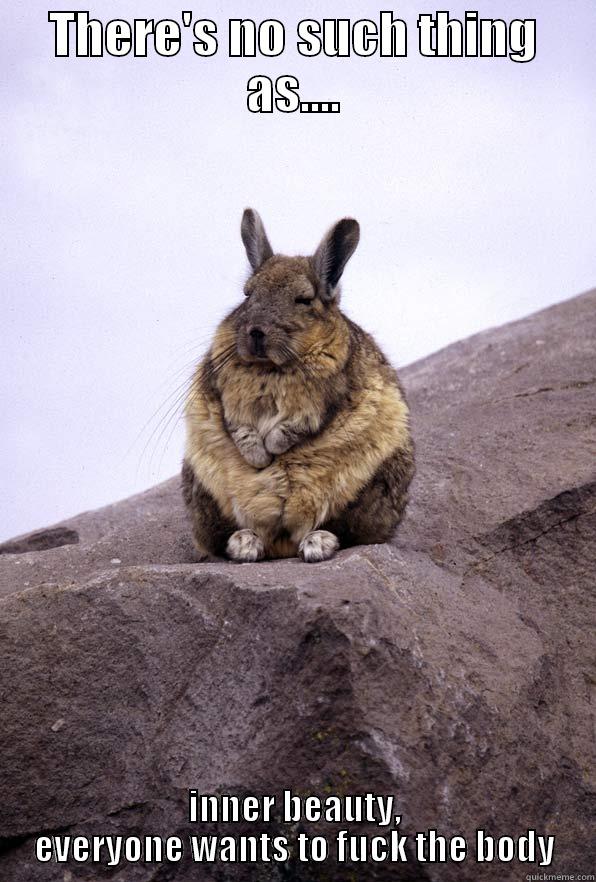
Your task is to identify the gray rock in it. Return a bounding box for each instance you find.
[0,291,594,881]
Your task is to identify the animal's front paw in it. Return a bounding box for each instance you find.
[241,444,273,469]
[227,529,265,563]
[230,426,272,468]
[298,530,339,563]
[264,425,293,455]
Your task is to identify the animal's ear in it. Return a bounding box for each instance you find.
[312,218,360,300]
[241,208,273,272]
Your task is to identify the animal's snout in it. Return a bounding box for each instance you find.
[248,326,267,358]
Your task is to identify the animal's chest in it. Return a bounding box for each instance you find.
[220,372,307,432]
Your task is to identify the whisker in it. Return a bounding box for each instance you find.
[148,395,189,475]
[125,332,239,484]
[139,382,195,478]
[200,345,239,392]
[126,371,196,466]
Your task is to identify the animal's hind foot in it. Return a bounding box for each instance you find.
[299,530,339,563]
[226,529,265,563]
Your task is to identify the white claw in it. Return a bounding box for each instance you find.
[227,529,265,563]
[299,530,339,563]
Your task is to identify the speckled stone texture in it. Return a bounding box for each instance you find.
[0,291,594,881]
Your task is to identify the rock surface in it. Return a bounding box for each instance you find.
[0,291,594,881]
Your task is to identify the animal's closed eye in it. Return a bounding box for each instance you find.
[295,296,313,306]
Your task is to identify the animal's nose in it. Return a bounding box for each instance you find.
[248,326,267,357]
[249,327,266,344]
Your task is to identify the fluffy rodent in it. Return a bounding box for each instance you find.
[182,209,414,563]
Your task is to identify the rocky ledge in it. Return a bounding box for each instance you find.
[0,291,594,881]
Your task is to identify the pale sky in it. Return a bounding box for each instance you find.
[2,1,595,541]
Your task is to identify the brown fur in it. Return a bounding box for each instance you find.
[183,211,414,561]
